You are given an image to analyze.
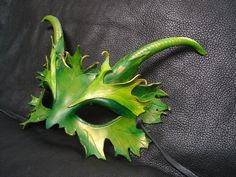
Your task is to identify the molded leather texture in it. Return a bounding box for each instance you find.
[0,0,235,177]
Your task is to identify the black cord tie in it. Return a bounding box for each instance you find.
[136,117,199,177]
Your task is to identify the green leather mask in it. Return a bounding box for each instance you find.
[22,15,206,161]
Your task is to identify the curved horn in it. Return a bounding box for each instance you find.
[41,15,64,53]
[104,37,206,83]
[41,15,65,99]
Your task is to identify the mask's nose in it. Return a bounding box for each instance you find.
[45,105,74,129]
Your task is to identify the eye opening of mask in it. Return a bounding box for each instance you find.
[42,84,54,109]
[75,102,120,125]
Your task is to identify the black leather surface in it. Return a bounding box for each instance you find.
[0,0,236,177]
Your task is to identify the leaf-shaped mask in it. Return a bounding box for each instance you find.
[22,15,206,161]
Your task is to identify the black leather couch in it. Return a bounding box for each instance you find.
[0,1,235,176]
